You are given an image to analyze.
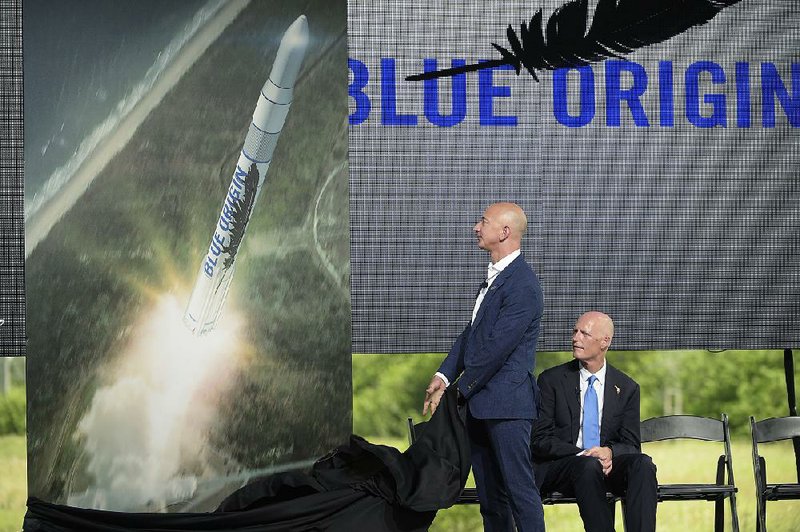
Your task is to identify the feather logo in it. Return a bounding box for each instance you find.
[615,385,621,395]
[406,0,743,82]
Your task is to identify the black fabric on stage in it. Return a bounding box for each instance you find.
[24,387,469,531]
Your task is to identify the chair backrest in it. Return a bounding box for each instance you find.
[641,414,726,443]
[641,414,736,492]
[750,416,800,444]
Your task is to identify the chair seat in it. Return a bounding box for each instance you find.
[456,488,478,504]
[543,492,579,504]
[455,487,619,505]
[656,483,737,502]
[458,484,739,504]
[763,483,800,501]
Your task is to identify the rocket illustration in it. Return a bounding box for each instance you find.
[184,15,309,335]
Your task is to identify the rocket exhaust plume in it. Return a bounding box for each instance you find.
[184,15,309,335]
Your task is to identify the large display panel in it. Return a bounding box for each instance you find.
[0,0,25,357]
[25,0,350,512]
[349,0,799,353]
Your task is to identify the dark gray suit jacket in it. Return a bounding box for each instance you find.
[531,359,641,465]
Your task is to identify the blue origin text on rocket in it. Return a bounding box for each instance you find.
[184,15,309,336]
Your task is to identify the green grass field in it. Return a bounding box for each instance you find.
[0,435,25,532]
[2,434,798,530]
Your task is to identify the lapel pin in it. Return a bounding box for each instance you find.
[615,385,621,395]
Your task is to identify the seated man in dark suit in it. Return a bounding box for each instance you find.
[531,311,657,532]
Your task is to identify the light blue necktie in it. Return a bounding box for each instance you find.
[583,375,600,449]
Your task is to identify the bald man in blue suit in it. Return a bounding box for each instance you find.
[424,202,545,532]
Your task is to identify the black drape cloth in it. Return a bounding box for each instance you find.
[24,387,469,531]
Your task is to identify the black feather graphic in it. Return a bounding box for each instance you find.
[406,0,743,82]
[221,163,259,270]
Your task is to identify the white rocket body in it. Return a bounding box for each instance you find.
[184,15,309,335]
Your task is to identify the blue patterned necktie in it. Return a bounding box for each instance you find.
[583,375,600,449]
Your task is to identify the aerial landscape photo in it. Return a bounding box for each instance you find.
[24,0,349,512]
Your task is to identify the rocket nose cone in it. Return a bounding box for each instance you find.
[266,14,310,90]
[284,14,309,48]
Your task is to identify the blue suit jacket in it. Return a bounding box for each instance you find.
[438,254,543,420]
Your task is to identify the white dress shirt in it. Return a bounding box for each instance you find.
[471,249,520,324]
[576,362,607,449]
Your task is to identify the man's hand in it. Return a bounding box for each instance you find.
[584,446,613,475]
[423,375,447,416]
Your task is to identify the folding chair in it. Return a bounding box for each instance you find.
[749,416,800,532]
[640,414,740,532]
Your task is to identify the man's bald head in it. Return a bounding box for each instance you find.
[489,202,527,239]
[572,311,614,371]
[582,311,614,340]
[474,202,528,262]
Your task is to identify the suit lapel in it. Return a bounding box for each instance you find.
[600,364,619,442]
[470,256,520,328]
[563,360,581,443]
